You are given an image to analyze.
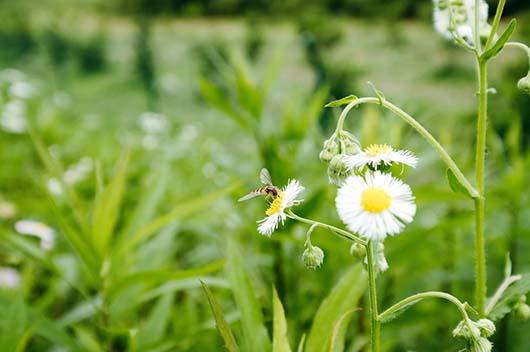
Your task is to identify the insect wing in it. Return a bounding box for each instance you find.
[260,168,273,185]
[238,190,263,202]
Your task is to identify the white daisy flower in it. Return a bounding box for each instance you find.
[346,144,417,171]
[257,180,304,236]
[15,219,56,250]
[336,172,416,241]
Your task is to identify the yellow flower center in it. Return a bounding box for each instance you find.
[365,144,390,157]
[266,192,284,216]
[361,187,392,213]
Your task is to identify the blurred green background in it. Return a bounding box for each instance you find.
[0,0,530,351]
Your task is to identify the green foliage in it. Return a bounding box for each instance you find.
[488,273,530,321]
[305,264,367,352]
[273,287,292,352]
[202,281,240,352]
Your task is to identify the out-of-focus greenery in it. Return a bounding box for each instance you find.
[0,1,530,351]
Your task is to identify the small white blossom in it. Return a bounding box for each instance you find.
[0,267,21,289]
[139,112,168,134]
[15,220,56,250]
[0,100,27,133]
[336,172,416,241]
[257,180,304,236]
[346,144,417,171]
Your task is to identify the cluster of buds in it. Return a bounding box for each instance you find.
[452,318,495,352]
[302,242,324,269]
[319,131,360,186]
[350,241,388,275]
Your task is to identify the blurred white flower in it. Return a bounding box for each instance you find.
[0,200,17,219]
[8,81,35,99]
[15,219,56,251]
[346,144,417,171]
[257,180,304,236]
[139,112,167,134]
[47,178,64,196]
[52,92,72,108]
[336,172,416,241]
[64,157,93,185]
[0,267,21,289]
[433,0,490,46]
[0,100,27,133]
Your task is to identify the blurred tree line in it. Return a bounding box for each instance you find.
[117,0,529,18]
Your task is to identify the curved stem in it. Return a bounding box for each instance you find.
[286,210,366,246]
[334,97,478,198]
[504,42,530,65]
[484,0,506,51]
[366,241,380,352]
[378,291,469,322]
[474,58,488,317]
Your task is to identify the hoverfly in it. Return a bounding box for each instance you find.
[238,168,281,202]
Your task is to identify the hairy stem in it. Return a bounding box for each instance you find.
[334,97,478,198]
[474,59,488,317]
[378,291,469,322]
[366,241,380,352]
[286,210,366,246]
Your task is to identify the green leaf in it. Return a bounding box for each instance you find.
[329,309,360,352]
[91,152,129,255]
[116,183,238,255]
[136,293,173,349]
[297,334,306,352]
[325,95,358,108]
[106,260,224,304]
[305,264,367,352]
[201,281,240,352]
[273,287,292,352]
[481,19,516,62]
[446,169,472,198]
[225,240,271,352]
[488,272,530,321]
[199,77,253,130]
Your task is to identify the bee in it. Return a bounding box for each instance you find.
[238,168,281,202]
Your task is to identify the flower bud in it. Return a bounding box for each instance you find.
[340,131,361,155]
[349,243,366,259]
[327,154,351,186]
[514,296,530,320]
[302,245,324,269]
[476,319,495,337]
[453,319,480,340]
[319,138,339,163]
[517,73,530,94]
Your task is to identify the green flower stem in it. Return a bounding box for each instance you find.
[378,291,469,322]
[484,0,506,51]
[286,210,366,246]
[474,58,488,317]
[504,42,530,65]
[366,241,380,352]
[334,97,479,198]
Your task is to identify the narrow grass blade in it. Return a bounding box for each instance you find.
[273,286,292,352]
[201,281,240,352]
[91,152,129,255]
[305,264,367,352]
[225,240,271,352]
[116,183,239,255]
[136,293,173,349]
[106,260,224,304]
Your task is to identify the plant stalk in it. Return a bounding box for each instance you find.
[474,58,488,317]
[366,241,380,352]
